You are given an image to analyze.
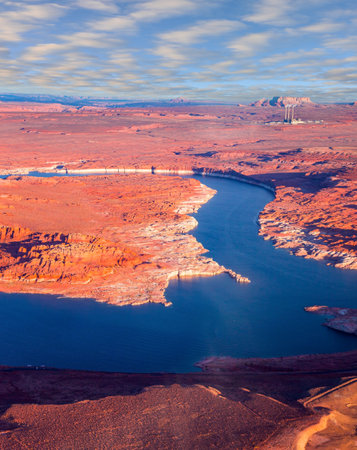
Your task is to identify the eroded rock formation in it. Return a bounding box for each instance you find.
[258,178,357,269]
[0,175,248,305]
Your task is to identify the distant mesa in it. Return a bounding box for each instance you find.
[169,97,190,104]
[250,98,270,107]
[251,96,314,107]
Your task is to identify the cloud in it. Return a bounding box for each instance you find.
[75,0,119,13]
[91,16,136,32]
[323,8,357,20]
[323,35,357,51]
[206,60,236,73]
[85,0,209,34]
[22,43,65,62]
[152,45,188,66]
[158,20,242,45]
[301,21,344,33]
[11,3,67,21]
[43,52,99,73]
[60,32,115,48]
[0,2,67,42]
[321,67,357,83]
[228,32,273,56]
[22,32,112,62]
[130,0,201,22]
[108,51,136,68]
[261,48,326,65]
[0,18,29,42]
[244,0,296,26]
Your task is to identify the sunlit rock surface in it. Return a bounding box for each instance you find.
[0,175,246,305]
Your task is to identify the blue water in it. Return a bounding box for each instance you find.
[0,175,356,372]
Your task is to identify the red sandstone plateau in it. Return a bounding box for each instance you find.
[0,174,247,305]
[0,98,356,278]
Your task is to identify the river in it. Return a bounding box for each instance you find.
[0,174,356,372]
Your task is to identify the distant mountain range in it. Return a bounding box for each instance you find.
[0,94,228,107]
[1,93,355,107]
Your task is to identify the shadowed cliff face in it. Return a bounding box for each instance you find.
[0,226,142,283]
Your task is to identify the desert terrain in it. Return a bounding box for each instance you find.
[0,351,356,449]
[0,98,356,448]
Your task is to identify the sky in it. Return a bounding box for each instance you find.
[0,0,356,102]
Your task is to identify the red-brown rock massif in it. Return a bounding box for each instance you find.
[251,96,313,107]
[0,174,247,305]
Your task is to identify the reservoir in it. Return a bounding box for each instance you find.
[0,174,356,372]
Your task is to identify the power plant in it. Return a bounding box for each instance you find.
[284,104,297,123]
[264,103,322,126]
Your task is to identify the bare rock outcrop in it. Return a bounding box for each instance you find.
[0,226,141,284]
[258,179,357,270]
[0,175,249,305]
[305,305,357,335]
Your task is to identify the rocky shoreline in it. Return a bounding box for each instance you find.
[196,350,357,373]
[305,306,357,335]
[0,174,249,306]
[3,162,355,273]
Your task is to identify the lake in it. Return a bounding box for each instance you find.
[0,174,356,372]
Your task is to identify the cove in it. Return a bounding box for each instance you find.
[0,174,356,373]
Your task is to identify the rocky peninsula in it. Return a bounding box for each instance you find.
[0,174,248,306]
